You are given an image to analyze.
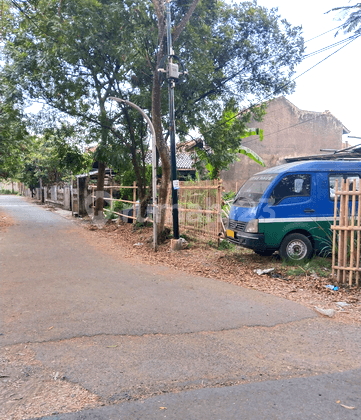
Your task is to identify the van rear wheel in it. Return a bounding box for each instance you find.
[279,233,313,261]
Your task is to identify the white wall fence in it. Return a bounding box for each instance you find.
[0,181,20,192]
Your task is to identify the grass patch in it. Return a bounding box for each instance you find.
[281,256,332,278]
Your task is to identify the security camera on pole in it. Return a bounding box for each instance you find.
[159,0,188,250]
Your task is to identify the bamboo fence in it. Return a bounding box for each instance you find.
[164,179,223,241]
[90,180,223,241]
[90,182,138,221]
[332,178,360,287]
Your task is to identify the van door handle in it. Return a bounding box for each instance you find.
[304,208,315,213]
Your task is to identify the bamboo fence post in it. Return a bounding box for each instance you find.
[180,181,183,228]
[337,180,345,283]
[343,179,350,283]
[356,183,361,286]
[133,181,137,224]
[349,180,357,285]
[110,186,113,213]
[332,179,339,279]
[217,179,222,245]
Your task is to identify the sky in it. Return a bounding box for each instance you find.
[254,0,361,145]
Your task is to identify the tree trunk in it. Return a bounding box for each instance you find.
[152,70,171,235]
[94,161,106,217]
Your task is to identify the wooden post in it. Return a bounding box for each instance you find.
[71,173,74,216]
[349,181,357,286]
[337,180,345,284]
[342,179,350,283]
[332,179,339,279]
[343,179,350,284]
[133,181,137,224]
[356,184,361,286]
[217,179,222,246]
[110,186,113,213]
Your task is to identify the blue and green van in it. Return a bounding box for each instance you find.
[226,160,361,261]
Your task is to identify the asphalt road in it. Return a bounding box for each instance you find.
[38,369,361,420]
[1,195,360,419]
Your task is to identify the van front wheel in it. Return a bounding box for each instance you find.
[279,233,313,261]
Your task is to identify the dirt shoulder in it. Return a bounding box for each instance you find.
[72,216,361,325]
[0,212,15,231]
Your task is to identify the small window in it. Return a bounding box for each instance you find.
[269,174,311,206]
[329,175,360,199]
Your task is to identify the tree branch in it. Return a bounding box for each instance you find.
[173,0,201,42]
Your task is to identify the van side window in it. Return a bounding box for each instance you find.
[269,174,311,205]
[329,175,360,200]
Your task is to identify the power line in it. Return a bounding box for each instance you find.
[290,34,360,84]
[304,34,359,59]
[304,24,344,42]
[206,33,361,134]
[242,117,319,146]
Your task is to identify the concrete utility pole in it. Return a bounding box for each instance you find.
[166,0,180,240]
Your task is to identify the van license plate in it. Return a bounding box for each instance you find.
[227,229,234,238]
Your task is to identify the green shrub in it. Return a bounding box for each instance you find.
[218,239,235,250]
[113,200,125,213]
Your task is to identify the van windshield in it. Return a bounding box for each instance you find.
[233,174,277,208]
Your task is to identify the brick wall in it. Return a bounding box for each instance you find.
[221,97,347,192]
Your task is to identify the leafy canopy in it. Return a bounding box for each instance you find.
[18,129,93,188]
[194,99,265,179]
[328,3,361,36]
[4,0,304,184]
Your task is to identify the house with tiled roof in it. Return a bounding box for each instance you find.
[145,146,196,180]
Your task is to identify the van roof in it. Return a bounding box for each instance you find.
[256,160,361,175]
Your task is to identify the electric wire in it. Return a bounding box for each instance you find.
[304,34,359,59]
[304,24,344,42]
[205,33,361,135]
[242,116,320,146]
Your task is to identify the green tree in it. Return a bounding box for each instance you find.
[328,3,361,36]
[194,99,265,180]
[149,0,303,230]
[18,129,92,190]
[0,80,29,180]
[4,0,304,236]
